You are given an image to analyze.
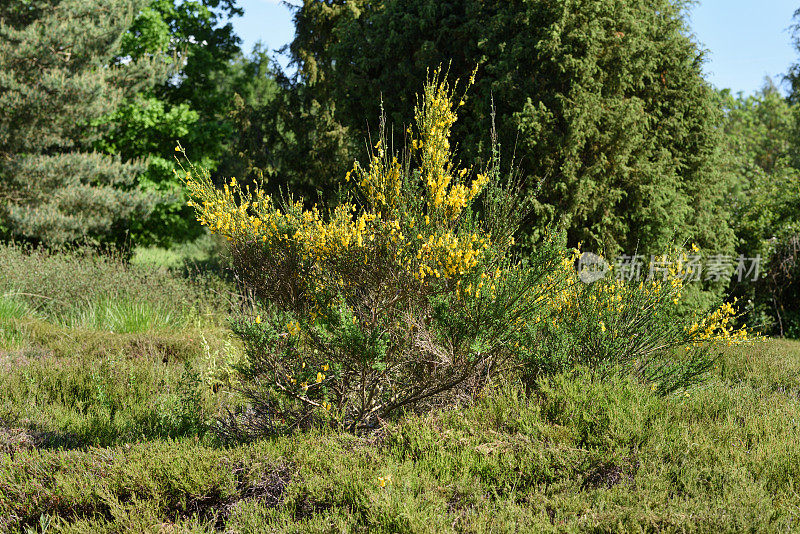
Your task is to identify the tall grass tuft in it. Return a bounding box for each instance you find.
[58,297,187,334]
[0,294,32,321]
[0,242,237,328]
[0,294,34,348]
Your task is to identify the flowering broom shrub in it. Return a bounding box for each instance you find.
[185,71,568,432]
[529,251,754,394]
[184,70,754,434]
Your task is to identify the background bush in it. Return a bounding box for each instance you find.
[529,254,748,394]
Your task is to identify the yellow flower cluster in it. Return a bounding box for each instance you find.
[286,320,301,337]
[186,170,380,265]
[686,300,750,346]
[347,140,403,215]
[410,68,489,220]
[540,250,583,318]
[284,360,330,394]
[457,266,506,300]
[414,231,488,282]
[184,68,493,301]
[538,248,753,348]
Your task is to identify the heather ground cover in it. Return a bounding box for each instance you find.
[0,244,798,533]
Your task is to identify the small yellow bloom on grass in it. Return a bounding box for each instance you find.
[316,372,325,383]
[377,475,392,488]
[255,315,262,324]
[286,320,301,336]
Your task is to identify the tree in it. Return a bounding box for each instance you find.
[91,0,245,246]
[223,65,354,201]
[721,82,800,336]
[720,82,798,257]
[785,8,800,106]
[289,0,735,267]
[0,0,171,246]
[92,95,206,246]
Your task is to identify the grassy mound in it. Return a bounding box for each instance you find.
[1,339,799,532]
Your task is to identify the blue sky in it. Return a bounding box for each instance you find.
[229,0,799,96]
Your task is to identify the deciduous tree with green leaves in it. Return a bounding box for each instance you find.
[94,0,245,246]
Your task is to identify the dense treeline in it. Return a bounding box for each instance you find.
[1,0,799,335]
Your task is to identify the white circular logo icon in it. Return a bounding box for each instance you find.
[578,252,610,284]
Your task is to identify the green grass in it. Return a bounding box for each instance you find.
[130,233,223,270]
[56,296,188,333]
[1,331,800,531]
[0,317,238,449]
[0,295,35,348]
[0,242,234,325]
[2,246,800,532]
[0,295,32,321]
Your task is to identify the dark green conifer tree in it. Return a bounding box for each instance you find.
[0,0,170,245]
[289,0,735,264]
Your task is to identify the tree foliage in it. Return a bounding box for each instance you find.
[89,0,245,246]
[721,83,799,256]
[720,82,800,336]
[213,47,352,202]
[0,0,171,245]
[288,0,735,264]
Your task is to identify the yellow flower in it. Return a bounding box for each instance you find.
[322,363,329,371]
[316,372,325,383]
[286,320,301,336]
[377,475,392,488]
[255,315,262,324]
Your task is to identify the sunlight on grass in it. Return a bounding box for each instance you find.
[58,297,187,334]
[0,294,35,348]
[0,294,31,321]
[130,234,219,270]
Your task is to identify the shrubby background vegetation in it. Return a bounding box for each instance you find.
[2,0,800,531]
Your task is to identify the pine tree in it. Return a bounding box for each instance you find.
[0,0,169,246]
